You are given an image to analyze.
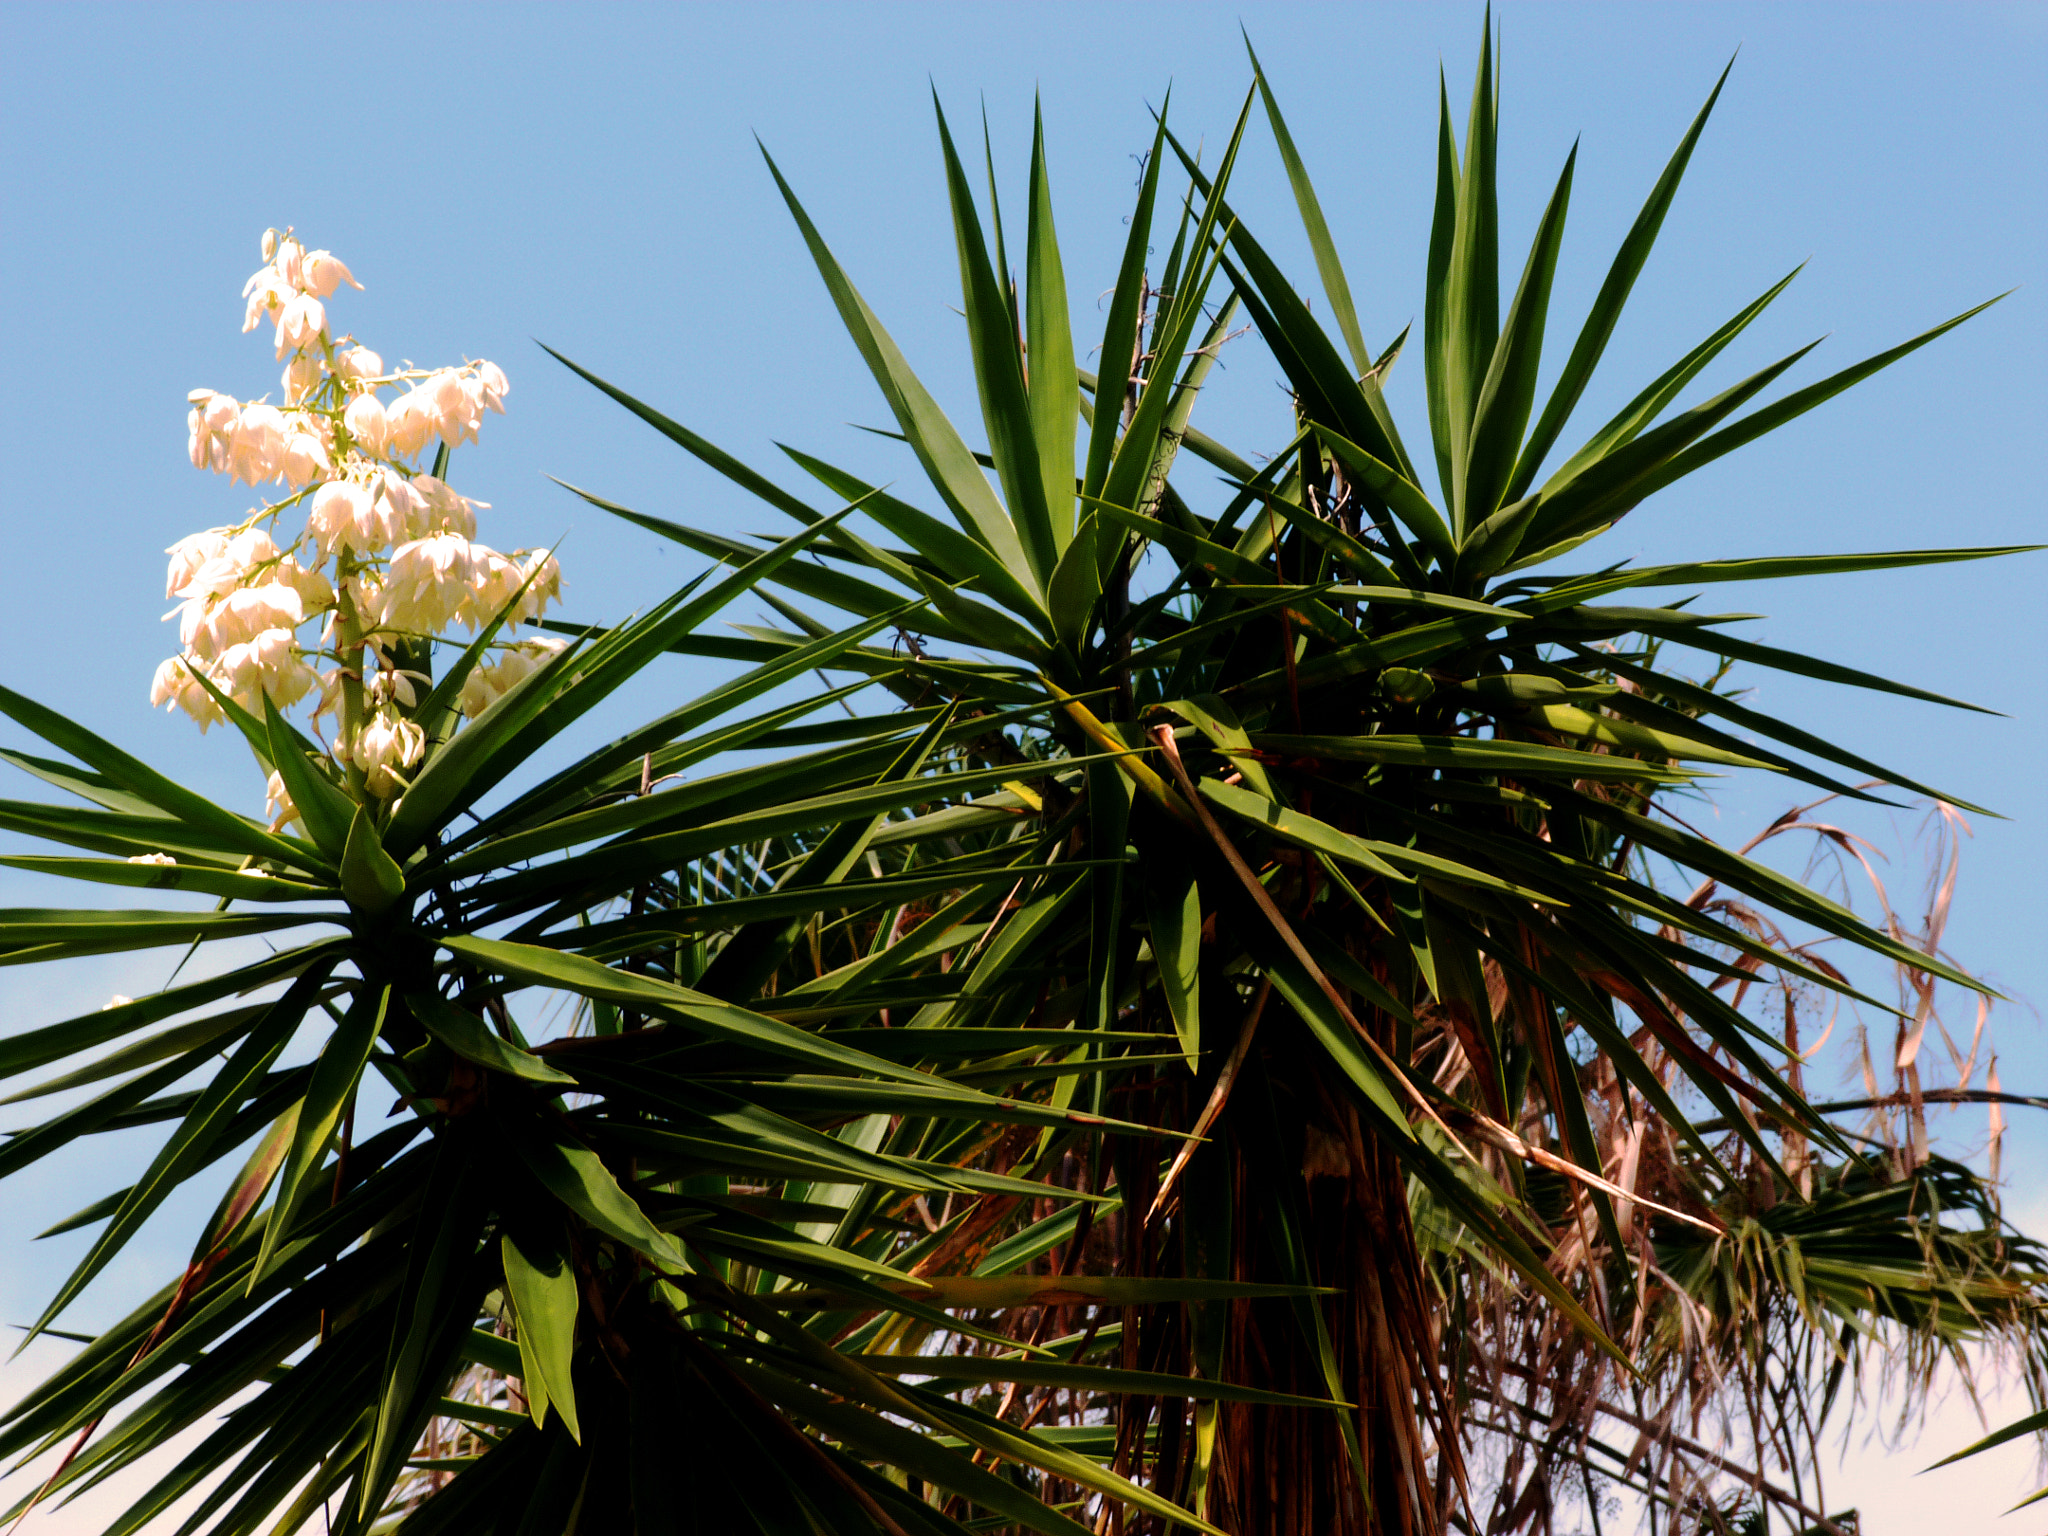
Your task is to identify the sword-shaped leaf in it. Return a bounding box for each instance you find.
[1505,58,1735,503]
[1461,143,1575,532]
[502,1228,581,1441]
[759,140,1042,599]
[385,506,854,857]
[933,94,1059,588]
[26,963,334,1344]
[0,681,324,874]
[1025,101,1080,551]
[249,984,388,1287]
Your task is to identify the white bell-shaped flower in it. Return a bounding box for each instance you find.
[344,574,386,632]
[310,667,347,725]
[382,532,487,634]
[358,665,415,713]
[279,555,335,613]
[280,427,332,490]
[149,654,227,729]
[472,360,510,415]
[165,528,231,599]
[186,391,238,473]
[386,387,436,458]
[172,526,290,627]
[176,527,283,608]
[275,293,326,360]
[214,627,316,711]
[227,404,287,486]
[456,667,497,720]
[308,479,372,559]
[425,368,481,447]
[273,238,306,291]
[456,651,520,719]
[457,637,564,718]
[337,345,383,384]
[148,655,184,708]
[282,353,324,405]
[299,250,361,300]
[511,550,564,624]
[412,475,479,538]
[376,469,429,541]
[264,770,301,831]
[343,391,389,455]
[180,581,305,658]
[347,710,425,797]
[465,548,529,627]
[222,526,284,578]
[242,266,292,333]
[187,406,212,471]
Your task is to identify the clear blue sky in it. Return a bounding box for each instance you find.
[2,3,2044,1529]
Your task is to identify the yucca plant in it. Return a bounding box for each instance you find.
[0,216,1319,1536]
[0,543,1259,1533]
[532,22,2043,1536]
[3,22,2040,1536]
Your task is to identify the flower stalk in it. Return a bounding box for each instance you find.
[158,226,566,814]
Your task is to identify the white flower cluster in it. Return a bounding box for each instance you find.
[156,228,565,803]
[457,636,569,720]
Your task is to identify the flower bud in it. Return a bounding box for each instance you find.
[261,229,279,262]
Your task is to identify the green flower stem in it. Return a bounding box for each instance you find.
[333,549,368,800]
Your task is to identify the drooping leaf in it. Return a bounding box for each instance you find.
[503,1228,581,1441]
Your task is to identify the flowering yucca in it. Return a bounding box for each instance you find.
[0,44,2034,1536]
[158,227,563,802]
